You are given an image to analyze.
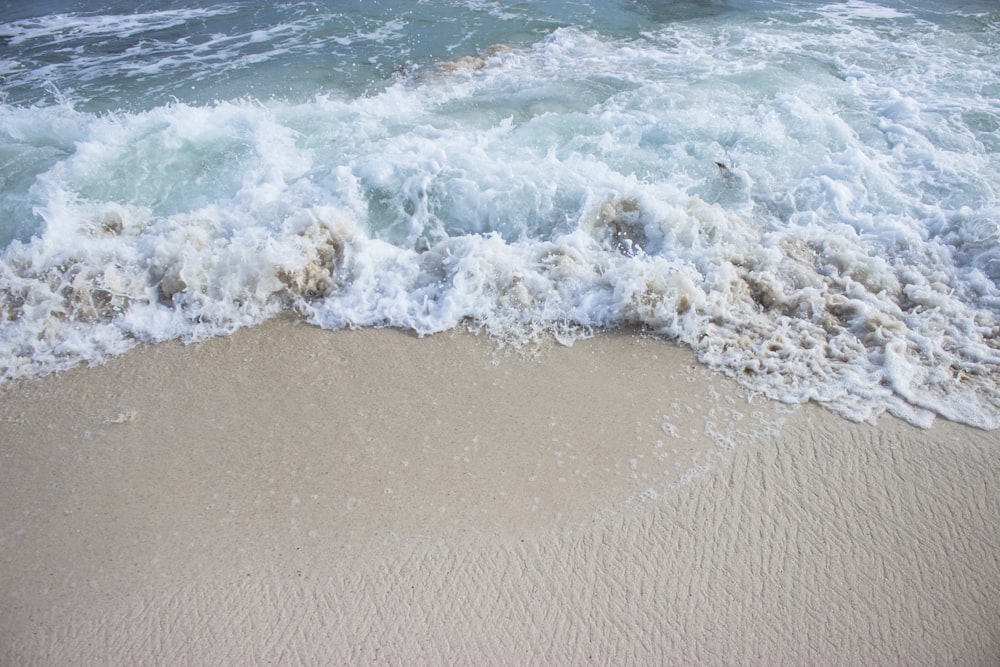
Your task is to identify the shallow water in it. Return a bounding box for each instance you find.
[1,0,999,428]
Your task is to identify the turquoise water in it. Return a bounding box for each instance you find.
[1,0,999,428]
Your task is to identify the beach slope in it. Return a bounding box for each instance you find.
[1,319,997,664]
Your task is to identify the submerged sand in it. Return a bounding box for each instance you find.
[1,318,997,665]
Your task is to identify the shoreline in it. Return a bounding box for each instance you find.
[1,318,997,664]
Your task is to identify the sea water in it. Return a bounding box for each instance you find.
[1,0,998,428]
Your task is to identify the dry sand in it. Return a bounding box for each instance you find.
[1,317,997,665]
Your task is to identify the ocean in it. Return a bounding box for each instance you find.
[1,0,998,428]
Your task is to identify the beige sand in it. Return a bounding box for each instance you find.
[1,318,997,665]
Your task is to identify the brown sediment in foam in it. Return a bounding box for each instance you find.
[595,196,647,255]
[435,44,513,74]
[0,318,997,664]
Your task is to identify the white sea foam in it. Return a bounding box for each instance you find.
[1,2,998,429]
[0,7,239,46]
[820,1,909,21]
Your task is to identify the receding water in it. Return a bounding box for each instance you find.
[1,0,999,428]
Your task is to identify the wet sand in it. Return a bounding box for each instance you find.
[1,318,997,665]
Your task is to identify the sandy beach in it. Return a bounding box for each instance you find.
[1,317,997,665]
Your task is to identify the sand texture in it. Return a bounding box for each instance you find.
[1,319,998,665]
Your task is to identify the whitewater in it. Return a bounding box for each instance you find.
[1,0,998,428]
